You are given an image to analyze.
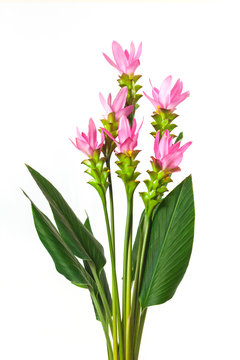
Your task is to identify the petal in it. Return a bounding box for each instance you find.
[162,152,183,170]
[101,127,118,146]
[170,79,183,100]
[135,42,142,60]
[129,41,135,63]
[88,118,97,149]
[76,138,92,157]
[119,137,133,153]
[97,129,105,151]
[179,141,192,153]
[143,91,159,109]
[159,76,172,109]
[118,115,131,144]
[154,130,160,159]
[159,130,171,158]
[124,50,129,60]
[102,53,119,70]
[76,126,81,139]
[112,41,127,73]
[134,118,143,141]
[112,87,128,112]
[127,59,140,75]
[170,91,190,108]
[107,93,112,107]
[116,105,134,120]
[150,79,160,101]
[99,92,112,114]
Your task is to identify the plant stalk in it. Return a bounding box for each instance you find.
[91,291,113,360]
[122,196,133,359]
[102,200,124,360]
[90,264,113,335]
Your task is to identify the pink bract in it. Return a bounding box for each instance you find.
[143,76,189,111]
[153,130,192,172]
[103,41,142,75]
[71,118,104,157]
[101,115,143,153]
[99,87,134,121]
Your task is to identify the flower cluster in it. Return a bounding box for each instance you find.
[71,40,191,208]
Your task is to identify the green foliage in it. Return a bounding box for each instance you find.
[139,175,195,308]
[26,164,106,273]
[23,192,95,289]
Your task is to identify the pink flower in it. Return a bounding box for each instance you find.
[71,118,104,157]
[153,130,192,172]
[102,115,143,153]
[103,41,142,75]
[99,87,134,121]
[143,76,189,111]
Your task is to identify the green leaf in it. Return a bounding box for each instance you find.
[139,175,195,308]
[26,165,106,273]
[23,192,94,289]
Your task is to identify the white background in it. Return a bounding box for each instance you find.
[0,1,240,359]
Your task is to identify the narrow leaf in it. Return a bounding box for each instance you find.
[26,165,106,273]
[139,175,195,308]
[24,192,94,289]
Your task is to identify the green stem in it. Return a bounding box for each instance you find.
[106,159,115,253]
[91,291,113,360]
[122,196,133,359]
[134,308,147,360]
[90,264,113,335]
[132,215,151,358]
[102,200,124,360]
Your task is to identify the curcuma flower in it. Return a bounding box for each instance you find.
[102,115,142,153]
[99,87,134,121]
[103,41,142,75]
[71,118,104,157]
[143,76,189,111]
[153,130,191,172]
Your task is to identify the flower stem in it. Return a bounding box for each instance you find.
[91,291,113,360]
[132,214,151,359]
[134,308,147,360]
[102,200,124,360]
[90,264,113,335]
[106,159,115,252]
[122,196,133,359]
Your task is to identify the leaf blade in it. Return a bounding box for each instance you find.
[26,165,106,273]
[24,192,94,289]
[139,175,195,308]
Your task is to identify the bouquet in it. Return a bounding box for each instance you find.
[23,41,195,360]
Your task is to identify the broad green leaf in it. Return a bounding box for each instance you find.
[26,165,106,273]
[24,192,94,289]
[139,175,195,308]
